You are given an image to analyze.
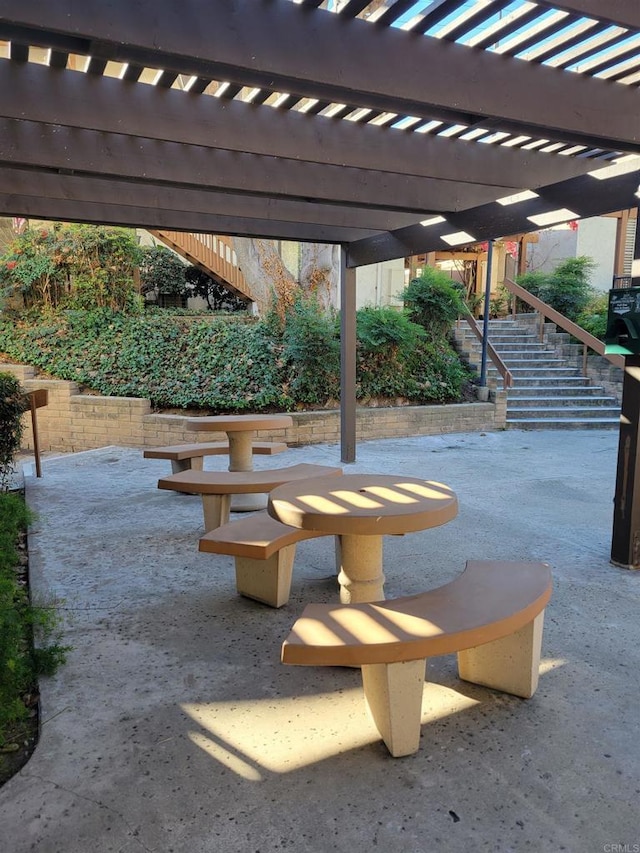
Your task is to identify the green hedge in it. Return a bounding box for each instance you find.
[0,305,469,411]
[0,490,68,751]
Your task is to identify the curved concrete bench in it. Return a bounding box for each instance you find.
[144,441,287,474]
[282,559,552,757]
[158,463,343,532]
[199,511,330,607]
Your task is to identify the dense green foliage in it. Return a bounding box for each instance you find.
[401,267,468,339]
[0,300,469,410]
[139,245,187,296]
[0,492,68,749]
[0,372,28,491]
[355,306,465,400]
[280,296,341,404]
[516,256,595,322]
[184,267,249,312]
[575,292,609,340]
[0,224,142,312]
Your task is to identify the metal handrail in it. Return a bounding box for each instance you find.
[459,312,513,389]
[502,277,625,373]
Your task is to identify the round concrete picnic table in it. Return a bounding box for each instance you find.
[186,414,293,511]
[268,473,458,603]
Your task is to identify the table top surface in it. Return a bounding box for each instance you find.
[186,414,293,432]
[268,473,458,536]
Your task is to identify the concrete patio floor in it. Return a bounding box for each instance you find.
[1,429,639,852]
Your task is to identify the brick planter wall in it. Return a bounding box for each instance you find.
[2,360,502,453]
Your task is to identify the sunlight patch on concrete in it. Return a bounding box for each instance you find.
[182,682,480,776]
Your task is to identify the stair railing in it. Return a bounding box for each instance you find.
[457,312,513,389]
[502,276,624,374]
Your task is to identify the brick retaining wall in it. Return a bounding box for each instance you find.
[2,360,503,452]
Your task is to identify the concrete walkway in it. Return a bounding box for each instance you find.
[1,430,639,852]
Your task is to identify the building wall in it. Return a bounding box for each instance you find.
[576,217,617,291]
[354,259,405,309]
[527,227,578,273]
[526,216,618,291]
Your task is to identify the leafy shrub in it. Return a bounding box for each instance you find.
[408,341,470,403]
[516,256,595,322]
[281,294,340,405]
[356,306,421,352]
[0,492,68,748]
[515,270,548,300]
[489,284,511,318]
[0,373,29,492]
[356,307,426,399]
[139,245,187,296]
[184,266,249,312]
[0,309,289,412]
[401,267,467,338]
[545,256,595,320]
[0,301,470,411]
[575,292,609,340]
[0,223,141,311]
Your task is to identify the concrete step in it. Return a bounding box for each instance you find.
[507,396,618,408]
[497,353,562,363]
[506,417,620,430]
[507,406,620,420]
[466,344,550,355]
[457,333,539,345]
[491,367,586,378]
[507,385,612,397]
[501,376,595,388]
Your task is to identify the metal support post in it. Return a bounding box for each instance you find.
[340,247,356,464]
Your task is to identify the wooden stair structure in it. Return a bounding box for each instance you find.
[149,230,253,302]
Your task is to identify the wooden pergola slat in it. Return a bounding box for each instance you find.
[0,0,638,151]
[0,62,597,190]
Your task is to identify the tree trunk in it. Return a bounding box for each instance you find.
[299,243,339,311]
[233,238,339,316]
[232,238,298,316]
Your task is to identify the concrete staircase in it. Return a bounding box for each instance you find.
[453,314,621,429]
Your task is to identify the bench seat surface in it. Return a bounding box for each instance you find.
[158,463,342,495]
[144,441,286,460]
[282,560,551,667]
[199,511,325,559]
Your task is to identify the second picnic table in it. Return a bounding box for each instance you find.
[186,413,293,511]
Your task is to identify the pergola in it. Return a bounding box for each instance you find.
[1,0,639,464]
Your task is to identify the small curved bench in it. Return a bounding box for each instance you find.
[199,511,331,608]
[158,463,343,532]
[144,441,287,474]
[281,560,552,757]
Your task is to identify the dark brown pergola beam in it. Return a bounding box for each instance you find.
[0,62,597,190]
[347,168,640,266]
[0,1,638,151]
[0,119,516,215]
[0,194,369,244]
[534,0,640,30]
[0,165,417,233]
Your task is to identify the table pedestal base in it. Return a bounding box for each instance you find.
[228,433,266,512]
[336,534,385,603]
